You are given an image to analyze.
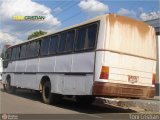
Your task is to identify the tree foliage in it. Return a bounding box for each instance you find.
[27,30,47,40]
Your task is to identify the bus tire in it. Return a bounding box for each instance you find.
[42,81,62,104]
[76,96,95,105]
[42,81,53,104]
[5,79,16,93]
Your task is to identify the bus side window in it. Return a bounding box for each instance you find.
[6,48,11,60]
[20,44,27,59]
[29,42,36,58]
[26,43,31,58]
[35,41,40,56]
[15,46,20,60]
[75,27,87,51]
[58,32,67,53]
[40,37,50,56]
[11,47,17,60]
[49,35,58,54]
[65,30,75,52]
[86,24,98,49]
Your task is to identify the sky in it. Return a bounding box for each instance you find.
[0,0,160,53]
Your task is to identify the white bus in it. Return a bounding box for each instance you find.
[2,14,157,104]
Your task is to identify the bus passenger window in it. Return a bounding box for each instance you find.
[6,49,11,60]
[35,41,40,56]
[49,35,58,54]
[30,42,36,57]
[58,32,67,53]
[86,24,98,49]
[75,27,86,51]
[65,30,75,52]
[20,44,27,59]
[26,43,31,58]
[40,37,50,56]
[15,46,20,59]
[11,47,17,60]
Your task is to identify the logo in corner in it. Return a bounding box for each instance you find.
[2,114,8,120]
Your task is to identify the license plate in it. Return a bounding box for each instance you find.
[128,75,139,84]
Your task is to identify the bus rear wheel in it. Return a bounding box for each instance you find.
[42,81,62,104]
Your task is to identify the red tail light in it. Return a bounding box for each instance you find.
[152,73,156,85]
[100,66,109,79]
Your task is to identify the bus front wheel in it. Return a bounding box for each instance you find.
[5,79,16,93]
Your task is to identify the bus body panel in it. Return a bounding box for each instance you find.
[26,59,39,73]
[62,75,93,95]
[39,57,55,72]
[2,73,94,95]
[71,52,95,72]
[2,52,95,95]
[16,60,27,72]
[95,51,156,86]
[104,14,156,60]
[6,61,16,72]
[38,52,95,73]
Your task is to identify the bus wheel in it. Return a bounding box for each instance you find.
[42,81,53,104]
[42,81,62,104]
[5,79,16,93]
[76,96,95,105]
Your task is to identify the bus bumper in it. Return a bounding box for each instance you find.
[92,82,155,98]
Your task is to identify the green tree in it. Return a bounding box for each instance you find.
[27,30,47,40]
